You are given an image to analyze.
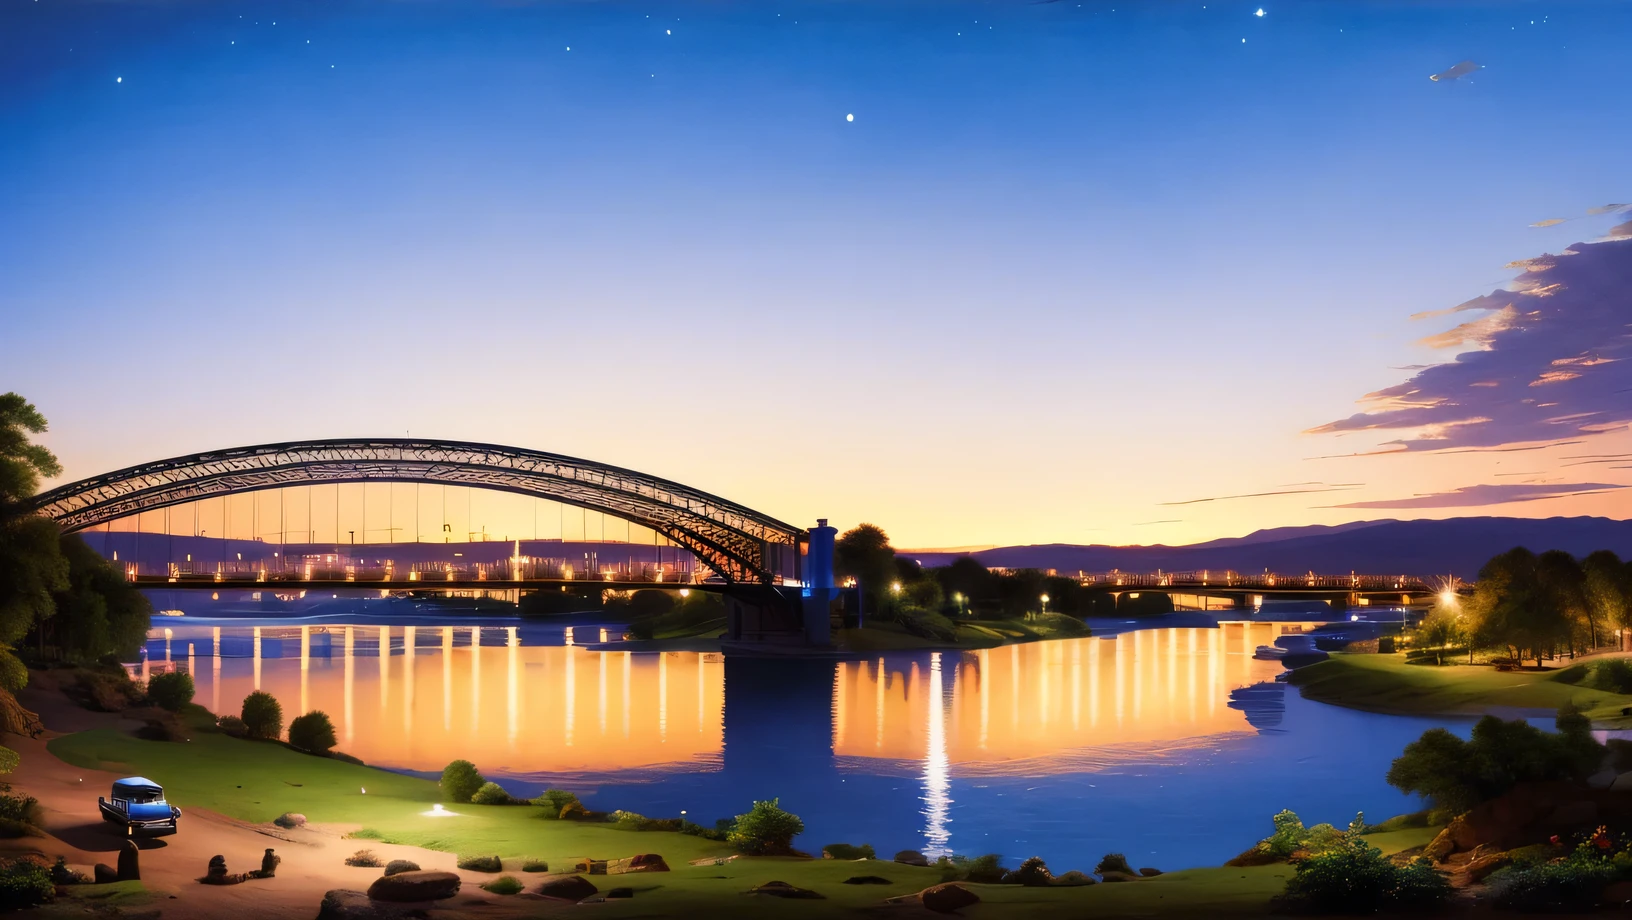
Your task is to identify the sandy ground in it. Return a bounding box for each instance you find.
[4,683,554,920]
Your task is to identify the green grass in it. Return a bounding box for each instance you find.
[1289,653,1632,725]
[44,725,1323,917]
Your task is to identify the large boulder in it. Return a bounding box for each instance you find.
[274,813,307,829]
[316,889,429,920]
[920,883,980,914]
[1459,852,1512,886]
[893,850,930,867]
[94,863,118,885]
[366,870,461,902]
[383,860,420,877]
[537,875,598,902]
[1138,867,1163,877]
[747,881,824,899]
[607,854,669,874]
[1430,781,1632,860]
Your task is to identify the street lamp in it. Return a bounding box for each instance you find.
[1040,593,1050,615]
[891,582,902,594]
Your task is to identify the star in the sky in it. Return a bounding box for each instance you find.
[1255,7,1266,16]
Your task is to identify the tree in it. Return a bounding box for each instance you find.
[1416,608,1466,666]
[1386,707,1604,815]
[1537,550,1588,655]
[1468,548,1573,667]
[440,760,485,803]
[0,394,61,506]
[1581,550,1627,650]
[727,798,805,855]
[288,711,338,755]
[240,691,284,740]
[835,524,896,611]
[46,534,151,663]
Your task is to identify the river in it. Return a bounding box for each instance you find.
[138,595,1459,872]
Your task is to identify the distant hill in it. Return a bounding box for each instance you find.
[901,517,1632,580]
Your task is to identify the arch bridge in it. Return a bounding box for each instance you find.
[28,438,808,586]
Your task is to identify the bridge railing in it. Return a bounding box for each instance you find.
[1074,570,1430,591]
[122,556,709,585]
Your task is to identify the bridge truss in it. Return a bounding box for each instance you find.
[29,439,807,584]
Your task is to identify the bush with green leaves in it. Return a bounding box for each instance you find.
[1491,860,1619,912]
[1094,853,1134,876]
[937,853,1006,884]
[288,711,337,755]
[726,798,805,855]
[471,782,513,806]
[344,849,381,868]
[481,875,524,895]
[610,809,648,829]
[440,760,484,803]
[456,855,501,872]
[1280,834,1451,914]
[145,670,194,711]
[822,843,875,860]
[0,786,41,837]
[240,691,284,740]
[520,858,548,873]
[0,859,54,910]
[1387,707,1603,814]
[680,818,728,841]
[533,788,579,818]
[216,714,248,738]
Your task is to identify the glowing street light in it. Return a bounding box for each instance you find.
[890,582,902,594]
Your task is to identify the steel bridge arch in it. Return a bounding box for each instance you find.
[28,438,807,584]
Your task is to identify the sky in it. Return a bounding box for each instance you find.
[3,0,1631,550]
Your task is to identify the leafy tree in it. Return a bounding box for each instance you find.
[1416,608,1466,665]
[440,759,485,803]
[727,798,805,855]
[1386,707,1604,815]
[1581,550,1627,647]
[145,671,194,712]
[288,711,337,755]
[46,534,151,663]
[835,524,896,610]
[240,691,284,740]
[1468,548,1573,667]
[0,394,61,505]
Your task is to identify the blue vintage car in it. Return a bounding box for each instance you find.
[98,777,180,836]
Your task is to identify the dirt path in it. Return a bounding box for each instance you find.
[4,683,552,919]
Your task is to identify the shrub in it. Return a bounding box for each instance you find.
[1035,612,1091,638]
[1095,853,1134,877]
[938,853,1006,884]
[626,619,655,641]
[440,760,484,803]
[533,788,579,818]
[727,798,805,855]
[383,859,419,876]
[481,876,524,895]
[822,843,876,860]
[145,670,194,711]
[1491,860,1618,912]
[216,714,248,738]
[521,859,548,873]
[1006,856,1054,886]
[0,788,42,829]
[349,828,385,840]
[344,849,381,868]
[680,819,728,841]
[470,782,513,806]
[610,809,648,830]
[288,711,338,755]
[1360,811,1430,835]
[240,691,284,740]
[1280,837,1451,914]
[1387,708,1604,814]
[49,857,88,886]
[0,859,53,910]
[457,855,502,872]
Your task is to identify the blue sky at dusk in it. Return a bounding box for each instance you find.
[4,1,1630,548]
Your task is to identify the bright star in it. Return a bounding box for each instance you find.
[846,113,854,122]
[1255,7,1265,16]
[666,29,671,35]
[116,77,122,83]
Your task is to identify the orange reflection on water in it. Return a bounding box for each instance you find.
[179,626,724,774]
[832,624,1306,772]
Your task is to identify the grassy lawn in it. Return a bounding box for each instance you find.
[45,726,1322,917]
[1288,653,1632,725]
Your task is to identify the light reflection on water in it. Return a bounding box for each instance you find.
[142,617,1445,870]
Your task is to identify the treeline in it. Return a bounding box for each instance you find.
[0,394,152,678]
[1420,546,1632,667]
[835,524,1152,627]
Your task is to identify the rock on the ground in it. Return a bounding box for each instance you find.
[383,860,420,877]
[1138,867,1163,877]
[316,889,429,920]
[94,863,118,885]
[607,853,668,874]
[1612,773,1632,793]
[274,813,306,829]
[893,850,929,867]
[536,875,598,902]
[1423,827,1456,863]
[843,876,892,885]
[366,870,462,902]
[117,840,140,881]
[748,881,825,899]
[1053,871,1096,886]
[920,883,980,914]
[1459,852,1513,886]
[607,887,633,898]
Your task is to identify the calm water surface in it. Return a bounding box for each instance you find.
[141,599,1459,871]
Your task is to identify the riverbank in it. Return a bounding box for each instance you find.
[1287,652,1632,726]
[7,673,1431,919]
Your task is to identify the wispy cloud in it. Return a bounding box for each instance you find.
[1308,235,1632,451]
[1161,484,1363,506]
[1321,482,1625,510]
